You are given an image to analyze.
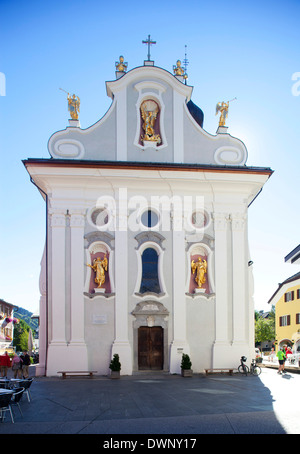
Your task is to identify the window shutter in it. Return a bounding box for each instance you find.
[292,291,295,301]
[296,314,300,324]
[284,293,287,302]
[287,315,291,325]
[279,316,282,326]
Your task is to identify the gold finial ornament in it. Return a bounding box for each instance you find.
[191,257,207,288]
[173,60,185,76]
[140,100,161,143]
[215,98,237,127]
[87,255,108,288]
[115,55,128,72]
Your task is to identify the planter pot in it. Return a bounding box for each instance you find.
[110,370,120,379]
[181,369,193,377]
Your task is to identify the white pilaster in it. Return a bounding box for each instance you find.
[49,212,67,345]
[231,213,248,348]
[170,211,190,374]
[65,212,89,368]
[112,206,132,375]
[173,91,184,163]
[47,211,69,375]
[116,89,127,161]
[36,245,46,376]
[212,212,231,367]
[69,212,87,345]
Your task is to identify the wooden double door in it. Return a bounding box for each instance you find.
[138,326,163,370]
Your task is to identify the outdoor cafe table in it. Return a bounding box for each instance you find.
[0,388,13,394]
[0,378,24,389]
[0,379,10,389]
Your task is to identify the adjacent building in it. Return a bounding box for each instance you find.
[268,245,300,352]
[0,299,17,354]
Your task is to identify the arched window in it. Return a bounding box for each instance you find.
[139,248,161,294]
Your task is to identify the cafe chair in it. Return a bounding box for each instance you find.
[11,387,25,417]
[18,378,33,402]
[0,393,14,423]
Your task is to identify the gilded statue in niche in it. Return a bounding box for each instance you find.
[191,257,207,288]
[140,99,161,144]
[87,255,108,288]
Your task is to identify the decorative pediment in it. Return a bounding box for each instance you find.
[132,301,169,316]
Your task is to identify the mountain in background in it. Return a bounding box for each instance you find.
[14,307,39,332]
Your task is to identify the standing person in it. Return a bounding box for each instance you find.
[11,353,23,379]
[270,347,275,362]
[20,351,30,379]
[276,348,286,375]
[0,351,11,378]
[282,346,287,373]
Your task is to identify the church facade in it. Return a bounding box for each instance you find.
[24,54,272,376]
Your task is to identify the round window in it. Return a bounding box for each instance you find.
[141,209,159,228]
[191,211,207,229]
[91,208,109,228]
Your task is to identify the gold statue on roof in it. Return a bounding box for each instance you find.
[191,257,207,288]
[115,55,128,72]
[216,98,237,127]
[67,93,80,120]
[215,101,229,127]
[173,60,185,76]
[59,88,80,120]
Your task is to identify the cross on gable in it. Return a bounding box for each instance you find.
[142,35,156,61]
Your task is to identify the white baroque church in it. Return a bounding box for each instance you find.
[24,50,272,376]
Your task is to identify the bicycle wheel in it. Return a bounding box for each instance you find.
[252,365,261,376]
[238,365,249,375]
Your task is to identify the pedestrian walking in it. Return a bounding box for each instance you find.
[20,350,31,378]
[11,353,23,378]
[276,348,286,374]
[0,351,11,378]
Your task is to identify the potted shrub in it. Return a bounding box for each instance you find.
[109,353,121,379]
[181,353,193,377]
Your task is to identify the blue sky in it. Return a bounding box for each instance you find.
[0,0,300,313]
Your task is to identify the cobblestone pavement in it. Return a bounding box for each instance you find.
[0,366,299,437]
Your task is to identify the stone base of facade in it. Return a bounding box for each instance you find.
[46,342,88,376]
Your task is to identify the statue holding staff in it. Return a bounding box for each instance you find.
[215,97,237,127]
[60,88,80,120]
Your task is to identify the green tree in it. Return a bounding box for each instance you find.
[13,319,30,352]
[255,309,275,351]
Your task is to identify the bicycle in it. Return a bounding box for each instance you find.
[238,356,262,376]
[249,358,261,376]
[238,356,249,375]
